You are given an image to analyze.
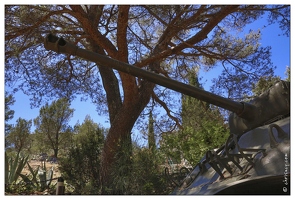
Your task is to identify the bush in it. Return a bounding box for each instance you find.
[59,127,171,194]
[131,148,171,194]
[58,128,104,194]
[109,145,171,195]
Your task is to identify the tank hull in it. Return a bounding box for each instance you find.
[172,117,290,195]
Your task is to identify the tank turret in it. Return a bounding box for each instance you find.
[44,34,290,194]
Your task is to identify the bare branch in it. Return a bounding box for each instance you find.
[152,91,182,129]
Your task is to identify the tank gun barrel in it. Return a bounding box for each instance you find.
[44,34,252,118]
[44,34,290,135]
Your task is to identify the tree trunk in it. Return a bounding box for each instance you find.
[100,82,154,193]
[54,148,58,159]
[99,104,142,193]
[73,5,158,193]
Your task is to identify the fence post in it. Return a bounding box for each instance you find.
[56,177,65,195]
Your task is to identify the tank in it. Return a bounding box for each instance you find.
[44,34,290,195]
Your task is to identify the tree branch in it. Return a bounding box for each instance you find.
[152,91,182,129]
[135,5,240,68]
[117,5,130,62]
[69,5,118,57]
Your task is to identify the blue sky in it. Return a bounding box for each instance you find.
[4,9,291,138]
[200,15,290,91]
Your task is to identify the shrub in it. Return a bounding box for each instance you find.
[58,128,104,194]
[109,145,171,195]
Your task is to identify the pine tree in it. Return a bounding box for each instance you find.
[5,92,15,148]
[148,111,156,151]
[6,118,32,154]
[181,70,229,165]
[161,70,229,166]
[33,98,74,158]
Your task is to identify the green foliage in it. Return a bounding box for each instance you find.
[18,162,40,188]
[182,73,230,165]
[73,115,104,143]
[18,161,54,192]
[5,152,29,191]
[109,146,170,195]
[6,118,32,153]
[28,133,49,155]
[182,115,229,165]
[161,70,230,166]
[58,116,104,194]
[131,148,170,194]
[34,98,74,158]
[285,66,290,82]
[161,113,229,166]
[106,134,133,194]
[5,92,15,138]
[133,149,171,195]
[148,111,156,151]
[107,113,170,194]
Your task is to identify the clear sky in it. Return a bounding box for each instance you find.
[3,6,291,140]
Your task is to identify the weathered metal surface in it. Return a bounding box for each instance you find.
[172,116,290,195]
